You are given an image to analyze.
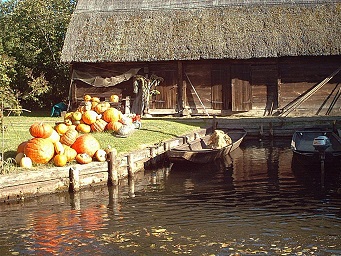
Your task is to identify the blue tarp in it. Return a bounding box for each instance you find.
[51,102,68,117]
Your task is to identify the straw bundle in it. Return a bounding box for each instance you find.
[208,130,232,149]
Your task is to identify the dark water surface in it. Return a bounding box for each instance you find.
[0,139,340,256]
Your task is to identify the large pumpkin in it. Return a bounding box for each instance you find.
[102,108,122,123]
[29,122,53,138]
[71,134,100,157]
[17,140,28,153]
[82,110,98,125]
[24,138,55,164]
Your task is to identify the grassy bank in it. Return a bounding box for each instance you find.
[1,112,208,173]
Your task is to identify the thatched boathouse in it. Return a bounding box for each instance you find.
[61,0,341,117]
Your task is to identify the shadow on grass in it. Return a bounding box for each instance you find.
[21,110,52,117]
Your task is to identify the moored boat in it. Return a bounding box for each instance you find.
[291,129,341,165]
[166,129,247,164]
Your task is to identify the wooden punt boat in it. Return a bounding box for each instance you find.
[291,129,341,165]
[166,129,247,164]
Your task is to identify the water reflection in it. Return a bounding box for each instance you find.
[0,139,340,256]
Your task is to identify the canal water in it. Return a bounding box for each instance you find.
[0,139,340,256]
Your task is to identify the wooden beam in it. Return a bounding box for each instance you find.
[177,61,184,115]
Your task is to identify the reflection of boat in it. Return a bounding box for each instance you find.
[166,129,246,164]
[291,129,341,165]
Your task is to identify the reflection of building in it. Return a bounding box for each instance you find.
[231,141,293,184]
[62,1,341,116]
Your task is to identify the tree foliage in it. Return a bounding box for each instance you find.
[0,0,76,112]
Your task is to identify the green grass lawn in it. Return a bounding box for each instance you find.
[1,111,208,173]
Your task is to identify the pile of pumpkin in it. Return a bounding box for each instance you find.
[15,94,140,168]
[64,94,140,136]
[15,122,115,169]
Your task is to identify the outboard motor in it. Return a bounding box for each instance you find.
[313,135,331,190]
[313,135,331,153]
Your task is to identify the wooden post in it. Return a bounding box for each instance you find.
[182,136,188,144]
[213,115,217,131]
[107,151,118,186]
[163,141,169,152]
[127,154,134,176]
[269,122,274,138]
[149,146,157,166]
[108,185,119,211]
[69,190,81,210]
[259,124,264,140]
[128,175,135,198]
[177,61,184,116]
[69,167,80,192]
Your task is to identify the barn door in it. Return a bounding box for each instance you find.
[212,67,231,110]
[150,70,177,110]
[231,65,251,111]
[212,70,223,110]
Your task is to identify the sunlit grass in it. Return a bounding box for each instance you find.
[1,113,208,172]
[92,119,206,154]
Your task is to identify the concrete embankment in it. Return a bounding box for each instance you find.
[1,115,340,203]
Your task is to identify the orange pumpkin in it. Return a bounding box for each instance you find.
[17,140,28,153]
[110,94,119,103]
[82,110,98,125]
[94,149,107,162]
[102,108,122,123]
[75,153,92,164]
[29,122,53,138]
[94,102,109,114]
[76,123,91,133]
[60,128,78,146]
[91,97,100,103]
[53,153,68,167]
[91,119,108,132]
[63,145,77,162]
[84,94,92,101]
[71,134,100,157]
[24,138,55,164]
[106,121,123,132]
[91,101,98,110]
[72,111,82,121]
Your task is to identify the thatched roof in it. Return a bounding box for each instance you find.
[61,0,341,63]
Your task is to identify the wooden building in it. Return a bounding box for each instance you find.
[61,0,341,117]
